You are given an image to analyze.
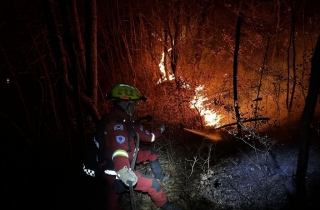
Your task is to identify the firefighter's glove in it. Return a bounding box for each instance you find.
[117,166,138,186]
[159,122,168,133]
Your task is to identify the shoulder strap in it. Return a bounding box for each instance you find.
[95,115,110,163]
[124,120,137,152]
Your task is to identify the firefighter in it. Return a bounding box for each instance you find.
[100,83,182,210]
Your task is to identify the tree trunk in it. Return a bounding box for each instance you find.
[42,0,100,123]
[286,0,297,113]
[233,16,242,136]
[171,0,180,82]
[85,0,98,108]
[59,0,87,156]
[29,32,63,137]
[71,0,86,89]
[192,0,210,86]
[254,37,270,127]
[295,35,320,208]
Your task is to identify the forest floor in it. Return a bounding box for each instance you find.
[1,117,320,210]
[117,120,320,210]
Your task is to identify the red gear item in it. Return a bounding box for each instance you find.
[136,149,158,163]
[105,107,162,171]
[102,107,167,209]
[103,170,167,209]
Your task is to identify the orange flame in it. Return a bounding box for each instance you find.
[190,85,222,127]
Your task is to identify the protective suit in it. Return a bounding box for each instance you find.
[99,83,181,210]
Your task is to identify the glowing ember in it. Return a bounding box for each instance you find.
[191,85,222,127]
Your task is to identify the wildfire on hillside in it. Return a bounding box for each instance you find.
[158,53,223,128]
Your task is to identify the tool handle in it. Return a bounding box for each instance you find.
[128,181,135,210]
[128,132,139,210]
[130,132,140,170]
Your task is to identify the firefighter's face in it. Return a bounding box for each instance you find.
[116,100,138,116]
[126,101,139,116]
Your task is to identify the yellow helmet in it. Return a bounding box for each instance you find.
[107,83,147,101]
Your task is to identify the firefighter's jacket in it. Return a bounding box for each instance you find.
[104,107,162,171]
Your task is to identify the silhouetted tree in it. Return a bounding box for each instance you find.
[233,14,242,136]
[286,0,297,113]
[296,35,320,208]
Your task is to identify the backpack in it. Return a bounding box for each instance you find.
[83,114,114,177]
[82,113,138,177]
